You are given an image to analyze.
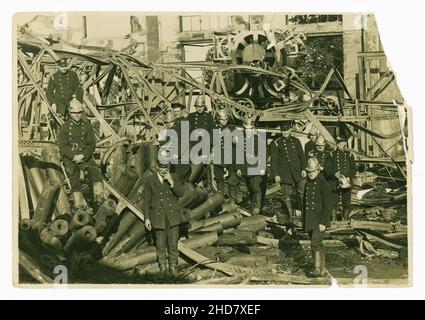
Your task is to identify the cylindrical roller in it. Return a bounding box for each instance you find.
[107,220,146,257]
[196,222,223,234]
[32,179,61,226]
[65,225,97,252]
[188,164,204,184]
[102,212,138,255]
[70,210,93,231]
[237,215,267,232]
[109,145,128,186]
[189,211,242,232]
[178,183,208,209]
[101,232,218,270]
[50,219,70,239]
[114,166,138,197]
[94,198,117,236]
[71,191,88,211]
[19,218,38,233]
[126,178,144,203]
[23,157,46,196]
[39,228,62,251]
[189,192,225,220]
[40,145,72,215]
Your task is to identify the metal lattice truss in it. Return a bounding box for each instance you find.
[17,26,407,173]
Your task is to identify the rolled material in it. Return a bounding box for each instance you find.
[178,184,209,209]
[114,166,138,197]
[107,220,146,257]
[70,210,93,231]
[65,226,97,252]
[50,219,70,239]
[41,145,72,215]
[109,145,128,186]
[189,211,242,232]
[217,230,257,246]
[101,232,218,271]
[102,212,138,255]
[237,215,267,232]
[189,192,225,220]
[19,218,38,233]
[40,228,62,251]
[94,199,117,236]
[188,164,204,184]
[32,179,61,226]
[196,222,223,234]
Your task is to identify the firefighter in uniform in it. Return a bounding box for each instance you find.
[304,126,319,157]
[228,117,266,215]
[270,121,307,223]
[212,108,234,196]
[46,58,84,118]
[327,135,357,221]
[306,135,331,170]
[303,157,332,277]
[143,156,185,277]
[57,100,104,209]
[167,103,190,183]
[185,95,215,185]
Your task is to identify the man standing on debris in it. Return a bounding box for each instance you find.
[186,95,215,186]
[327,134,357,221]
[46,58,84,119]
[57,99,104,209]
[307,135,331,170]
[228,117,266,215]
[303,157,332,277]
[212,108,235,198]
[304,126,319,157]
[270,121,307,223]
[142,156,185,277]
[168,103,191,183]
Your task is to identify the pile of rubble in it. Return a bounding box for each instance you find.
[18,142,408,285]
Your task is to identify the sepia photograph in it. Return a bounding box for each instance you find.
[13,12,411,287]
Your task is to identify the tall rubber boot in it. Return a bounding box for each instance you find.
[251,192,262,216]
[312,250,322,277]
[320,249,327,276]
[72,191,88,211]
[228,185,240,204]
[343,208,351,221]
[285,199,294,222]
[331,209,337,221]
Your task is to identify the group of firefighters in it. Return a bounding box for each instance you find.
[46,58,357,278]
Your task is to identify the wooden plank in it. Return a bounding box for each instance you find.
[19,250,53,284]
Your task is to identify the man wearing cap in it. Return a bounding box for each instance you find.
[307,135,331,170]
[229,117,266,215]
[270,121,307,222]
[46,58,84,118]
[304,126,319,157]
[303,157,332,277]
[327,135,357,220]
[142,159,185,277]
[57,100,104,209]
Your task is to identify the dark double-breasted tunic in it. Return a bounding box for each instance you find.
[303,175,332,232]
[142,173,185,230]
[46,70,83,116]
[269,136,307,185]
